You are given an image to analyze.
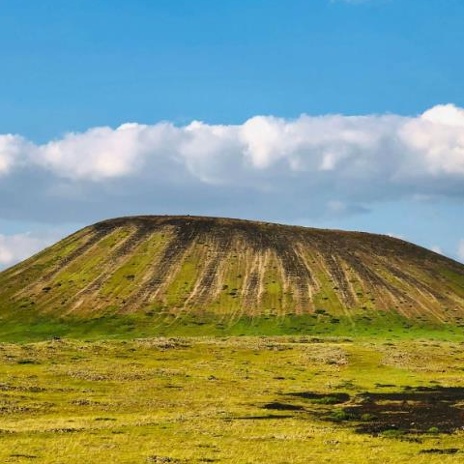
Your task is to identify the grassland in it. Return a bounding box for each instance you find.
[1,308,463,344]
[1,335,464,463]
[1,216,464,462]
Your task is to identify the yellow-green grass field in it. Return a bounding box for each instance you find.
[1,335,464,463]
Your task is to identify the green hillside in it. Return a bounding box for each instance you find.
[1,215,464,340]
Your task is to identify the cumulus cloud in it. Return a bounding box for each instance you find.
[399,105,464,177]
[0,232,58,268]
[0,104,464,224]
[0,134,31,175]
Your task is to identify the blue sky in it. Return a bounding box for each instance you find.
[1,0,464,267]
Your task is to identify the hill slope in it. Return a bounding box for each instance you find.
[1,215,464,338]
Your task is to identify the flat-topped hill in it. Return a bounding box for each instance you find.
[1,215,464,339]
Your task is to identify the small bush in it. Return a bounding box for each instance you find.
[329,409,354,422]
[381,428,404,438]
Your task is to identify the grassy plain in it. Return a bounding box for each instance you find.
[1,335,464,463]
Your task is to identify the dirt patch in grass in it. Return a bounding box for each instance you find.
[262,402,305,411]
[147,456,182,463]
[287,392,350,404]
[338,386,464,435]
[419,448,460,455]
[271,386,464,436]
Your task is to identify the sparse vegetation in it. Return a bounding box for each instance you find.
[0,336,463,463]
[1,216,463,462]
[1,215,464,337]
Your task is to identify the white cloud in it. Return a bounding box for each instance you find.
[2,104,463,186]
[1,104,464,225]
[36,122,182,181]
[399,104,464,176]
[458,240,464,262]
[0,134,31,175]
[0,232,57,268]
[431,245,443,255]
[387,232,406,240]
